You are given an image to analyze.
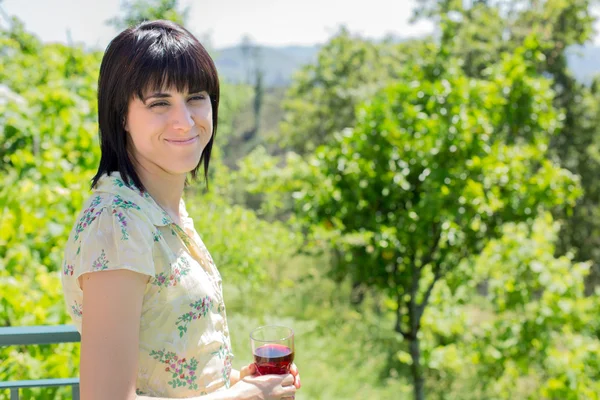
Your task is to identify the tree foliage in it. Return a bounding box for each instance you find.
[279,27,426,153]
[294,38,582,399]
[414,0,600,291]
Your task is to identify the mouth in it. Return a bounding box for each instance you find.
[165,136,199,145]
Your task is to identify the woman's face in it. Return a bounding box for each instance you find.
[125,87,213,176]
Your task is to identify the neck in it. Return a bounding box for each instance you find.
[135,165,186,225]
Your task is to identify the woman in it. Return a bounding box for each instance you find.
[61,20,300,399]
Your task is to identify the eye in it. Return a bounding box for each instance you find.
[188,94,208,102]
[149,101,169,108]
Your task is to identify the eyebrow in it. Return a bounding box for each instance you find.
[142,91,207,102]
[143,92,171,101]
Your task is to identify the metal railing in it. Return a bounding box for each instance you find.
[0,325,80,400]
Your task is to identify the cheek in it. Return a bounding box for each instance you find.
[199,105,212,124]
[127,121,162,155]
[196,107,213,136]
[128,109,163,138]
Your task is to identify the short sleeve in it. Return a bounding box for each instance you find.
[72,205,156,290]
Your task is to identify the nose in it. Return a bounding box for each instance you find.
[171,101,195,131]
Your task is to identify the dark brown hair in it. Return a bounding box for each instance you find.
[91,19,220,190]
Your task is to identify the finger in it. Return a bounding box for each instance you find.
[240,363,256,379]
[290,363,299,376]
[281,373,295,387]
[279,384,297,399]
[289,364,301,389]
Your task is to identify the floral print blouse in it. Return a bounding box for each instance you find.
[61,172,234,397]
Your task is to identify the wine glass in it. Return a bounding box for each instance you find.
[250,325,295,375]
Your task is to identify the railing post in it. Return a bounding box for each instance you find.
[10,388,19,400]
[72,383,80,400]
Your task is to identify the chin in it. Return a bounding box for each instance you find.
[175,165,200,175]
[159,153,203,175]
[161,161,198,175]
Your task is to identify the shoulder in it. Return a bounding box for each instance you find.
[63,191,159,288]
[71,191,155,236]
[65,190,162,265]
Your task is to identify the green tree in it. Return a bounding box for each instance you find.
[410,213,600,399]
[296,41,581,400]
[279,27,424,153]
[107,0,189,29]
[414,0,600,292]
[466,213,600,399]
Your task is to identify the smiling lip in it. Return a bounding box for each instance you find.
[165,136,199,145]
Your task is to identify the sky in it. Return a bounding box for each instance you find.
[0,0,436,50]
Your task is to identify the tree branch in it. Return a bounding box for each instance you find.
[391,257,411,338]
[415,246,470,324]
[394,287,411,339]
[419,221,442,271]
[408,253,421,336]
[415,257,445,324]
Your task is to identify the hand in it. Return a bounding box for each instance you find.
[238,363,301,389]
[231,368,297,400]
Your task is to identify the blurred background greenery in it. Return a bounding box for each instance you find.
[1,0,600,399]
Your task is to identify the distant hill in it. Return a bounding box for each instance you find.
[212,43,600,87]
[212,45,320,87]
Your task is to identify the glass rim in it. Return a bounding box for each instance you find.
[249,325,295,342]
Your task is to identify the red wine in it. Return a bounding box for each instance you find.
[253,344,294,375]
